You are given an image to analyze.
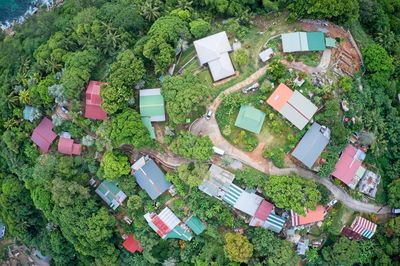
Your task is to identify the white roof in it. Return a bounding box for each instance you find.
[158,207,180,229]
[259,48,274,62]
[281,32,308,53]
[193,31,232,65]
[280,104,309,130]
[288,91,318,119]
[208,52,235,81]
[131,156,146,171]
[140,88,161,96]
[233,191,263,216]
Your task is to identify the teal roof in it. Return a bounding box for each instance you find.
[140,94,165,119]
[306,32,326,51]
[235,105,266,134]
[141,117,156,139]
[325,37,337,48]
[222,183,243,206]
[95,181,127,210]
[185,216,206,235]
[165,225,193,241]
[265,213,286,233]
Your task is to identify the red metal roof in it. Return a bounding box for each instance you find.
[123,234,143,253]
[84,81,107,120]
[255,200,274,221]
[152,216,170,236]
[332,145,364,185]
[58,138,82,155]
[31,117,57,153]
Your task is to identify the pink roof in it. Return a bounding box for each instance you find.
[267,83,294,111]
[123,234,143,253]
[31,117,57,153]
[291,205,326,226]
[255,200,274,221]
[84,81,107,120]
[332,145,365,185]
[58,137,82,155]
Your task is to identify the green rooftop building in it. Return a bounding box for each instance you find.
[139,88,165,139]
[185,216,206,235]
[235,105,266,134]
[95,181,127,210]
[281,32,327,53]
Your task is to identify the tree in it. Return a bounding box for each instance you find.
[317,183,331,205]
[174,163,208,189]
[100,151,131,180]
[322,237,360,266]
[266,60,286,82]
[386,216,400,236]
[388,179,400,208]
[140,0,162,22]
[162,73,210,124]
[189,19,211,38]
[127,195,142,211]
[104,108,152,148]
[109,49,145,88]
[363,44,394,84]
[263,176,321,215]
[170,131,213,161]
[232,48,249,68]
[224,233,253,263]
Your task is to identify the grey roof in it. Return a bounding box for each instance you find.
[292,123,331,168]
[280,104,310,130]
[199,164,235,197]
[259,48,274,62]
[233,190,263,216]
[288,91,318,119]
[193,31,235,81]
[132,157,171,200]
[282,32,309,53]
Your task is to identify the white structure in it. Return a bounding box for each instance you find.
[282,32,309,52]
[193,31,235,82]
[259,48,274,63]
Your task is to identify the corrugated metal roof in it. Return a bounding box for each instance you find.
[234,105,266,134]
[280,104,309,130]
[165,224,193,241]
[185,216,206,235]
[223,183,243,206]
[199,164,235,197]
[288,91,318,120]
[141,117,156,139]
[332,145,365,187]
[306,32,326,51]
[233,191,263,216]
[95,181,126,210]
[31,117,57,153]
[208,52,236,81]
[265,213,286,233]
[84,81,107,120]
[139,89,165,122]
[292,123,330,168]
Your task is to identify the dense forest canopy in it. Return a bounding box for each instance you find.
[0,0,399,265]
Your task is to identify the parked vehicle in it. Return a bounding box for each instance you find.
[242,82,260,94]
[327,198,338,208]
[205,110,213,120]
[392,208,400,215]
[212,146,225,156]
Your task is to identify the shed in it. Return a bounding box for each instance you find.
[185,216,206,235]
[234,105,266,134]
[139,88,165,122]
[58,137,81,156]
[344,216,377,239]
[123,234,143,253]
[259,48,274,63]
[325,37,337,48]
[31,117,57,153]
[95,181,127,210]
[131,156,171,200]
[193,31,235,81]
[291,123,331,168]
[306,32,326,51]
[233,190,264,216]
[84,81,107,120]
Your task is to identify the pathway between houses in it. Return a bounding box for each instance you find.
[281,49,332,74]
[187,66,390,215]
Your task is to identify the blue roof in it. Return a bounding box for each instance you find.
[133,158,171,200]
[291,123,330,168]
[0,222,6,239]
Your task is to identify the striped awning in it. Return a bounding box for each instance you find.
[265,213,286,233]
[222,183,243,206]
[350,216,377,239]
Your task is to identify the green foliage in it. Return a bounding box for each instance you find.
[263,147,285,168]
[235,167,268,189]
[316,183,331,205]
[338,76,353,92]
[322,237,360,266]
[266,60,287,82]
[388,179,400,208]
[263,176,321,215]
[189,19,211,39]
[162,73,210,125]
[363,44,394,83]
[224,233,253,263]
[100,151,131,180]
[232,48,249,68]
[170,131,213,161]
[105,108,152,148]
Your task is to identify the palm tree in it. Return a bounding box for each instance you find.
[140,1,161,22]
[177,0,193,11]
[19,89,30,105]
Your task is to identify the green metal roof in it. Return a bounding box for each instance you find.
[141,117,156,139]
[165,225,193,241]
[306,32,326,51]
[95,181,127,210]
[185,216,206,235]
[325,37,337,48]
[234,105,266,134]
[140,94,165,118]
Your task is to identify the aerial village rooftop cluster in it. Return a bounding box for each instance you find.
[26,29,380,255]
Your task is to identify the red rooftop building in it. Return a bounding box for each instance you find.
[58,137,81,156]
[84,81,107,120]
[31,117,57,153]
[122,234,143,253]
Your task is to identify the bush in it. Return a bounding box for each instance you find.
[263,147,285,168]
[189,19,210,39]
[232,48,249,68]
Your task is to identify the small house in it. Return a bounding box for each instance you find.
[58,137,81,156]
[249,200,286,233]
[185,216,206,235]
[357,170,381,198]
[84,81,107,120]
[95,181,127,210]
[267,83,318,130]
[31,117,57,153]
[281,32,326,53]
[291,123,331,169]
[332,145,366,189]
[122,234,143,254]
[259,48,274,63]
[193,31,235,82]
[139,88,165,139]
[131,156,172,200]
[144,207,193,241]
[290,205,326,227]
[341,216,377,240]
[234,105,266,134]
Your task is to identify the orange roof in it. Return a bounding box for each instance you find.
[292,205,326,226]
[266,83,293,111]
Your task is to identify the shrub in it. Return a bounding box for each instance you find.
[233,48,249,68]
[263,147,285,168]
[189,19,210,39]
